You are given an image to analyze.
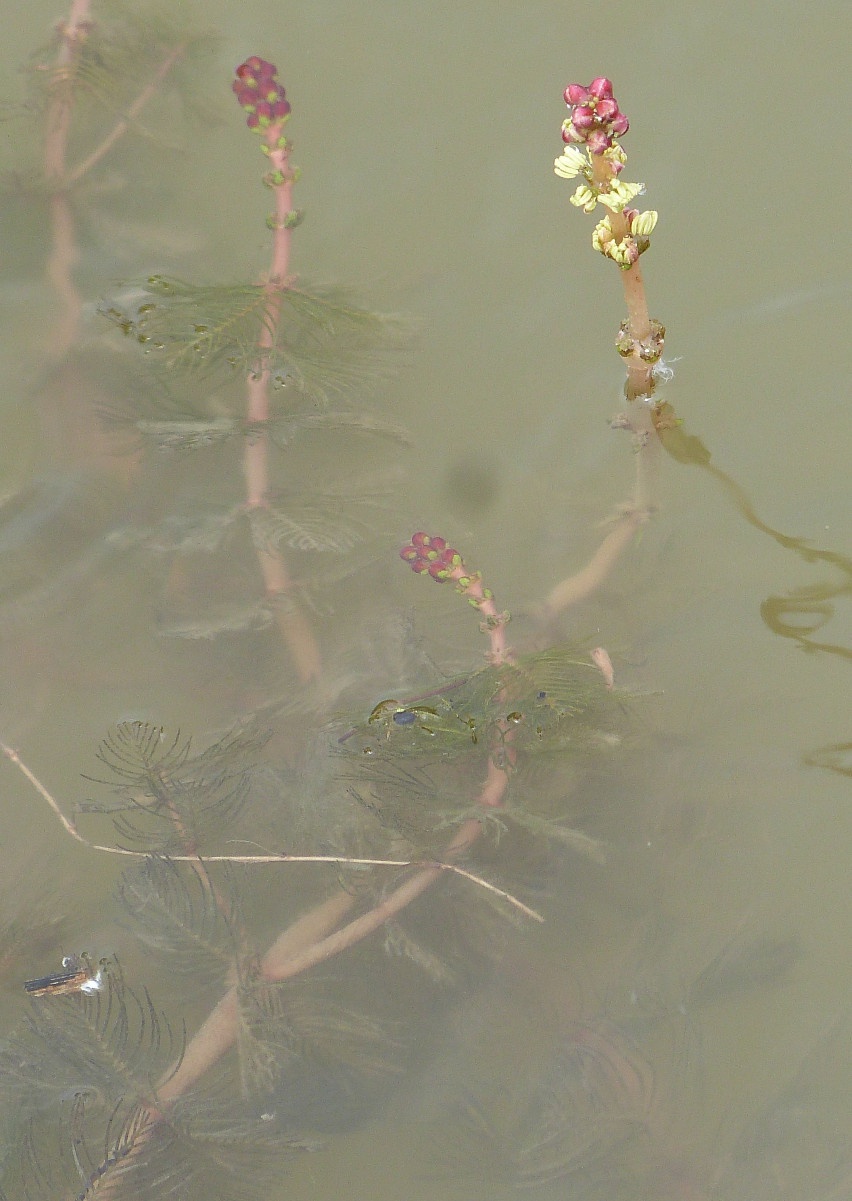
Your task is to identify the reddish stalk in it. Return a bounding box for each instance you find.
[235,60,322,684]
[42,3,187,357]
[151,757,512,1114]
[43,0,91,356]
[139,530,556,1181]
[3,713,521,1197]
[1,531,523,1181]
[542,507,644,618]
[544,77,664,621]
[7,539,519,1190]
[64,42,188,187]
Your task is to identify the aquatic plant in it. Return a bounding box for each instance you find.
[0,11,847,1199]
[98,53,406,685]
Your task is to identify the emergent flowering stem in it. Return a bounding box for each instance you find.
[555,76,663,400]
[542,76,666,621]
[400,533,514,665]
[234,57,320,684]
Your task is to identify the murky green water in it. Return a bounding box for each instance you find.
[1,2,850,1199]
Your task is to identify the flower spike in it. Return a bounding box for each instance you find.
[560,76,629,150]
[400,534,511,662]
[233,57,291,130]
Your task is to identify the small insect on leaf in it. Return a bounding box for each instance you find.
[24,953,105,998]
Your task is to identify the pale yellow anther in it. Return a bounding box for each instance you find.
[597,179,643,212]
[631,209,658,236]
[553,145,588,179]
[570,184,598,212]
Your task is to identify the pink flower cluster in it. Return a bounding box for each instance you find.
[233,56,291,130]
[399,533,462,582]
[561,77,628,153]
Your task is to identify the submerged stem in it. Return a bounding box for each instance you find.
[242,125,322,683]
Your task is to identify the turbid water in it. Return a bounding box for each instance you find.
[0,2,849,1199]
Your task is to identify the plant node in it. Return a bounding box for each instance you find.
[615,318,665,362]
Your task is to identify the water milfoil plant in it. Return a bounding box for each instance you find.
[101,55,406,686]
[1,29,846,1201]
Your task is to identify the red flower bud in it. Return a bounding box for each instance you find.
[401,533,464,581]
[611,112,629,135]
[235,58,290,129]
[595,97,618,121]
[564,83,589,106]
[571,105,596,130]
[588,76,613,99]
[586,129,612,154]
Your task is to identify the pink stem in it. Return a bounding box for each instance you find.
[43,7,187,357]
[445,563,514,665]
[64,42,188,187]
[42,0,92,184]
[242,125,321,683]
[544,149,662,621]
[43,0,91,357]
[542,508,645,620]
[143,560,517,1119]
[155,777,510,1108]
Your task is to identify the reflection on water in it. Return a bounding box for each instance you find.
[0,1,850,1200]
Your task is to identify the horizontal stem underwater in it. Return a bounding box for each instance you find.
[0,741,537,917]
[156,808,493,1106]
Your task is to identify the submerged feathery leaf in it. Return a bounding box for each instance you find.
[23,6,219,161]
[234,975,404,1128]
[100,277,406,402]
[1,960,183,1113]
[82,722,270,853]
[117,857,245,985]
[249,493,387,555]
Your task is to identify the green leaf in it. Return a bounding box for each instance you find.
[82,723,270,854]
[101,277,406,402]
[249,496,384,555]
[117,858,245,985]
